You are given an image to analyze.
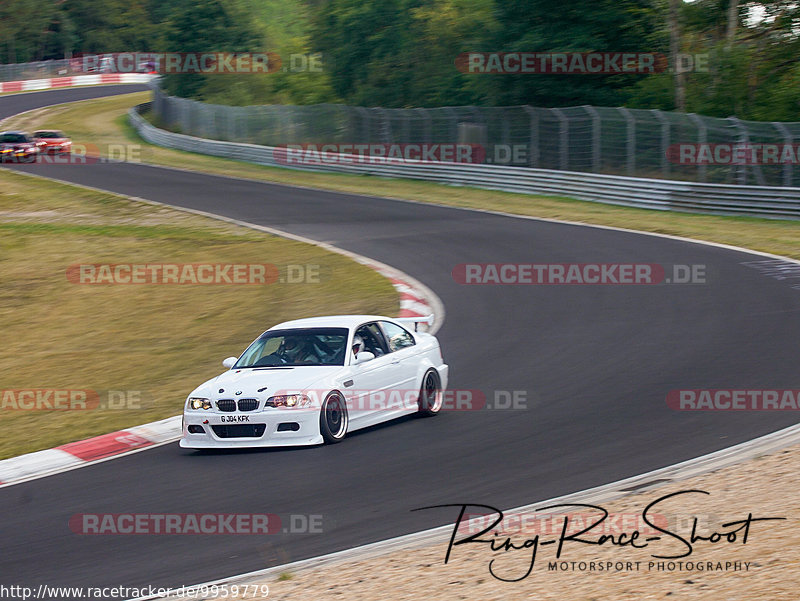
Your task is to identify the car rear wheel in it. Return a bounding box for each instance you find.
[320,391,348,443]
[417,369,442,416]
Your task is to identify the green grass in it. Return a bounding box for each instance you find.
[0,169,397,459]
[4,91,798,260]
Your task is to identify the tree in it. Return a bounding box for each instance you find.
[669,0,686,111]
[161,0,262,98]
[470,0,664,107]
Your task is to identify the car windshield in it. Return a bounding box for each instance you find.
[35,131,65,139]
[234,327,348,367]
[0,133,29,143]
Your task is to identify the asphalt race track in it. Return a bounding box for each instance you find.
[2,87,799,596]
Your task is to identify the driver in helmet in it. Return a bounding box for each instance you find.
[280,336,318,363]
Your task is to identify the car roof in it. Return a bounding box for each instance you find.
[268,315,397,331]
[0,131,29,135]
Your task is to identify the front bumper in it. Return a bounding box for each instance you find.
[180,408,323,448]
[42,144,70,153]
[0,149,37,161]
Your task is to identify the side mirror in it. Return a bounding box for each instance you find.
[353,351,375,365]
[222,357,238,369]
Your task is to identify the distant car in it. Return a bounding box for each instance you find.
[181,314,448,449]
[0,131,39,163]
[33,130,72,155]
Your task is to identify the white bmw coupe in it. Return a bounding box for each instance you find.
[180,315,448,448]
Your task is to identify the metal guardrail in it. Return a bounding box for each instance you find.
[150,87,800,188]
[130,103,800,220]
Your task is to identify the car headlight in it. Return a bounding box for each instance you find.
[266,394,312,408]
[188,397,212,410]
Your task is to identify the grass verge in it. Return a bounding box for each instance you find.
[0,169,397,459]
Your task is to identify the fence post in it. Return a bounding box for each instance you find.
[443,108,458,145]
[401,109,410,144]
[522,106,539,168]
[687,113,707,183]
[226,105,234,141]
[378,108,392,144]
[551,108,569,171]
[652,109,670,179]
[353,107,369,142]
[181,98,191,136]
[618,107,636,176]
[415,108,431,144]
[500,108,510,147]
[772,121,793,187]
[727,116,764,186]
[583,105,601,173]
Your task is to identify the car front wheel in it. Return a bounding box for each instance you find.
[320,391,348,443]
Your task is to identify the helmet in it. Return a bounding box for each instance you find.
[281,336,304,361]
[352,335,364,356]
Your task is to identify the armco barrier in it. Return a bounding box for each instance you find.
[129,103,800,220]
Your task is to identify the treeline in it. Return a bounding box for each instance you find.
[1,0,798,120]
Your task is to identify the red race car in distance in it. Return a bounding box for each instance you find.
[33,130,72,155]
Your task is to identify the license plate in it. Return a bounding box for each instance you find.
[220,415,250,423]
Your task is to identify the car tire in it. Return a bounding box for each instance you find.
[320,391,348,443]
[417,369,442,416]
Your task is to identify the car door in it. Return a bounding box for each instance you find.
[344,322,404,429]
[378,320,422,411]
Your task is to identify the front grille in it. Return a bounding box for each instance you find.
[211,424,267,438]
[216,399,236,412]
[237,399,259,412]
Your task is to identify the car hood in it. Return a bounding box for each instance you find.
[189,365,342,400]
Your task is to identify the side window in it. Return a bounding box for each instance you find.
[355,323,389,357]
[380,321,416,352]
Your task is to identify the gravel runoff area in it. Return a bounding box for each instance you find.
[150,439,799,601]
